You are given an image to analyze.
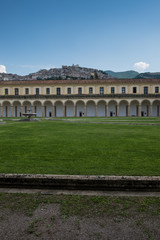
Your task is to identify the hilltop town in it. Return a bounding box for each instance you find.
[0,65,109,81]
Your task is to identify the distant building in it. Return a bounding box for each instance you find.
[0,78,160,117]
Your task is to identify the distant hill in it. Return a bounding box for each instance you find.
[105,70,139,79]
[1,66,160,81]
[136,72,160,79]
[0,65,109,81]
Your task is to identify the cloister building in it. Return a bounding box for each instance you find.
[0,78,160,118]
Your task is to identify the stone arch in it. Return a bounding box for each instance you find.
[65,100,74,117]
[43,101,53,117]
[33,101,42,117]
[2,101,11,117]
[141,100,151,117]
[130,100,139,117]
[119,100,129,117]
[86,100,96,117]
[97,100,106,117]
[108,100,118,117]
[152,100,160,116]
[76,100,85,117]
[54,101,63,117]
[12,101,21,117]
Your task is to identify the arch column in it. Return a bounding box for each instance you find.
[1,105,3,117]
[20,106,23,117]
[63,105,66,117]
[116,105,119,117]
[138,104,141,117]
[52,105,56,118]
[42,106,45,117]
[95,104,98,117]
[84,105,87,117]
[105,104,108,117]
[11,105,13,117]
[127,105,130,117]
[157,106,160,116]
[74,104,76,117]
[149,104,152,117]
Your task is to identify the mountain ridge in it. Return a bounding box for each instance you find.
[0,65,160,80]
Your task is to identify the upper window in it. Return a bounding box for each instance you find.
[89,87,93,94]
[57,88,61,95]
[67,88,71,94]
[15,88,19,95]
[122,87,126,94]
[46,88,50,94]
[25,88,29,95]
[133,87,137,93]
[36,88,39,95]
[111,87,115,94]
[5,88,8,95]
[78,87,82,94]
[144,86,148,94]
[155,86,159,93]
[100,87,104,95]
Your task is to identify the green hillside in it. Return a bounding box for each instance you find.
[136,72,160,79]
[105,70,139,79]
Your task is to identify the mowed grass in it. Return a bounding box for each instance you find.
[0,119,160,175]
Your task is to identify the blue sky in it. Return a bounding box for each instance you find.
[0,0,160,75]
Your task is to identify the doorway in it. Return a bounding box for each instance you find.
[110,111,113,117]
[79,111,82,117]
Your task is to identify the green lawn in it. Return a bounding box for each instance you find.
[54,116,160,123]
[0,118,160,175]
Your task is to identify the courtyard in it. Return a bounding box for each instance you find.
[0,117,160,176]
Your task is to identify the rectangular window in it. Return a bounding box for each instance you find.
[46,88,50,94]
[67,88,71,94]
[111,87,115,94]
[15,88,19,95]
[36,88,39,95]
[122,87,126,93]
[133,87,137,93]
[57,88,61,95]
[5,88,8,95]
[89,87,93,94]
[100,87,104,95]
[155,86,159,93]
[144,86,148,94]
[25,88,29,95]
[78,87,82,94]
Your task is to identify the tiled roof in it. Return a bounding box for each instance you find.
[0,78,160,85]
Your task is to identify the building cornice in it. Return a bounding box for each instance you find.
[0,94,160,100]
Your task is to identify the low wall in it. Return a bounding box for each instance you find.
[0,174,160,191]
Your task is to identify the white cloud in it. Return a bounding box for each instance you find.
[0,65,7,73]
[134,62,149,72]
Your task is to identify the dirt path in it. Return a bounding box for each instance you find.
[1,187,160,197]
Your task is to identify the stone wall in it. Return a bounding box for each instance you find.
[0,174,160,191]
